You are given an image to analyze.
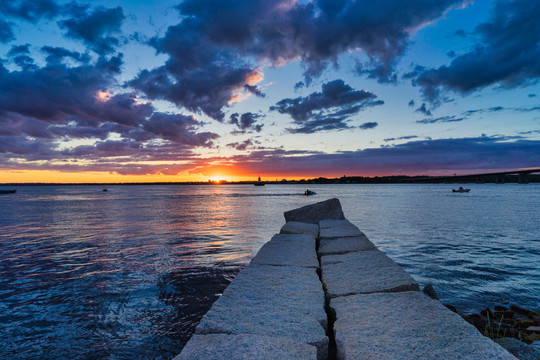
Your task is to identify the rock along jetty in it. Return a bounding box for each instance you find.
[174,198,516,360]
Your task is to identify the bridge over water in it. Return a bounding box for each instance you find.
[406,167,540,184]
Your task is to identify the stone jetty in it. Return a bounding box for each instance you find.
[174,198,516,360]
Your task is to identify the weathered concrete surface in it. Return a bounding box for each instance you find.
[319,225,363,239]
[284,198,345,224]
[174,334,318,360]
[251,234,318,268]
[330,291,517,360]
[321,250,419,298]
[319,219,355,229]
[318,235,377,256]
[280,221,319,237]
[195,264,328,359]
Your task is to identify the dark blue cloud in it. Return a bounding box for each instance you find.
[271,79,383,133]
[41,46,91,64]
[6,44,35,70]
[142,113,218,147]
[462,106,505,116]
[384,135,419,142]
[415,103,432,116]
[223,135,540,176]
[359,122,378,130]
[226,139,253,151]
[0,50,220,167]
[0,0,61,43]
[518,130,540,136]
[132,0,466,119]
[59,6,125,55]
[0,54,133,123]
[0,18,14,43]
[0,0,59,21]
[286,115,352,134]
[416,115,464,124]
[6,44,30,56]
[130,58,260,121]
[229,112,264,133]
[415,0,540,103]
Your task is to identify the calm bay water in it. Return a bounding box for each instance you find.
[0,184,539,359]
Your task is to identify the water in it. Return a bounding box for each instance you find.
[0,184,538,359]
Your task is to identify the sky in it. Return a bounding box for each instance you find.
[0,0,539,183]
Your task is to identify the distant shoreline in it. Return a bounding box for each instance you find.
[2,173,540,186]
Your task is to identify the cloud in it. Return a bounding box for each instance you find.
[384,135,419,142]
[142,113,218,147]
[515,105,540,113]
[5,134,538,177]
[286,115,354,134]
[414,0,540,103]
[271,79,383,133]
[0,0,59,21]
[229,112,264,133]
[529,94,537,98]
[132,0,467,119]
[0,50,220,170]
[41,46,91,64]
[0,54,142,124]
[453,29,467,38]
[59,6,125,55]
[461,105,540,117]
[416,115,465,124]
[7,44,30,56]
[0,18,14,43]
[518,130,540,136]
[226,139,253,151]
[200,135,540,177]
[130,60,262,121]
[462,106,505,116]
[415,103,432,116]
[359,122,378,130]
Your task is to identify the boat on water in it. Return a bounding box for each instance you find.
[304,189,316,196]
[103,189,108,192]
[452,186,470,193]
[0,189,17,194]
[254,176,265,186]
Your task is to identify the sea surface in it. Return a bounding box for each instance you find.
[0,184,539,359]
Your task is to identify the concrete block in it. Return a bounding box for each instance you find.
[321,250,419,298]
[174,334,318,360]
[319,219,355,229]
[319,225,363,239]
[251,234,319,268]
[330,291,517,360]
[494,338,538,360]
[284,198,345,224]
[196,264,328,359]
[280,221,319,237]
[318,235,377,256]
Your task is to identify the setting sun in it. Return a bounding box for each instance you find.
[208,175,230,183]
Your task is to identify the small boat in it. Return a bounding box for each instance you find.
[0,189,17,194]
[102,189,108,192]
[254,176,265,186]
[452,187,470,193]
[304,189,316,196]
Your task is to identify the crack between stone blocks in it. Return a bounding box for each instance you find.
[316,226,337,360]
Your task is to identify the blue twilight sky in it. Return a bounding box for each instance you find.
[0,0,539,181]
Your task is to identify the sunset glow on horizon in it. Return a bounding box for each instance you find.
[0,0,539,182]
